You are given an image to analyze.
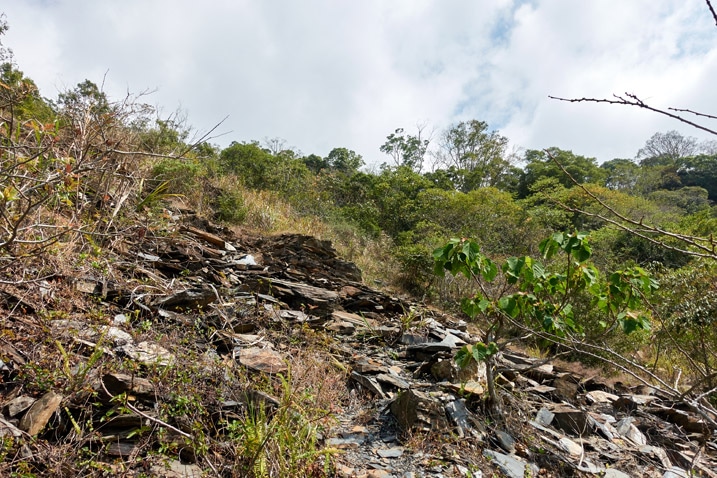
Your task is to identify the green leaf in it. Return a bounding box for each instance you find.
[461,298,481,320]
[539,237,560,260]
[532,260,545,280]
[481,257,498,282]
[498,296,519,318]
[454,342,499,369]
[471,342,498,362]
[572,241,592,262]
[455,346,473,369]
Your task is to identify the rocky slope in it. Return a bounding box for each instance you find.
[0,211,715,477]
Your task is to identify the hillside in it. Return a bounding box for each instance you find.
[1,16,717,477]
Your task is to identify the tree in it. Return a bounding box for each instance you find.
[301,154,329,174]
[325,147,364,174]
[678,154,717,201]
[0,63,55,122]
[601,158,641,193]
[637,130,698,165]
[379,125,431,172]
[434,120,513,192]
[434,232,656,414]
[56,79,111,117]
[518,148,606,198]
[220,140,283,191]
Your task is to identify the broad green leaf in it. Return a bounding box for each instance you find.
[498,296,519,318]
[481,257,498,282]
[539,237,560,259]
[471,342,498,362]
[461,297,483,319]
[532,260,545,280]
[572,241,591,262]
[455,346,473,369]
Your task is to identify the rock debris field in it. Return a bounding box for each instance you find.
[0,212,715,477]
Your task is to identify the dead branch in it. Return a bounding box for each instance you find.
[707,0,717,27]
[549,93,717,137]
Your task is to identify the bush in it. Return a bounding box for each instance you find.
[216,188,248,224]
[151,157,205,197]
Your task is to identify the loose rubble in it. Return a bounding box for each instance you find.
[0,213,715,477]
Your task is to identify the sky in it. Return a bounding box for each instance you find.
[2,0,717,167]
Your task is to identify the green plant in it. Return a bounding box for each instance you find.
[226,370,336,477]
[433,231,657,414]
[216,188,248,224]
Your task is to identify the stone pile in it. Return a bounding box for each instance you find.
[0,214,715,477]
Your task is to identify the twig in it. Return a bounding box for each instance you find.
[549,93,717,137]
[706,0,717,27]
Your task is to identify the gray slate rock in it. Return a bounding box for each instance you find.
[483,449,538,478]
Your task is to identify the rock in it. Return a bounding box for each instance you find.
[558,437,583,457]
[456,358,487,383]
[327,437,363,449]
[640,445,672,469]
[662,466,689,478]
[326,321,356,335]
[445,399,474,438]
[101,373,155,400]
[438,332,466,348]
[106,441,140,457]
[444,380,485,395]
[430,360,456,381]
[105,326,135,347]
[120,341,174,366]
[589,413,617,440]
[242,389,281,412]
[154,286,217,312]
[376,373,410,390]
[335,463,356,477]
[602,469,631,478]
[493,430,516,453]
[0,416,23,437]
[332,310,378,329]
[149,459,204,477]
[549,404,590,436]
[3,395,36,417]
[535,407,555,427]
[353,357,387,374]
[366,470,392,478]
[586,390,619,404]
[406,342,454,359]
[483,449,538,478]
[351,372,386,398]
[390,389,449,432]
[19,391,63,435]
[376,447,404,458]
[258,278,340,314]
[239,347,287,374]
[615,417,647,446]
[649,405,712,434]
[552,376,579,401]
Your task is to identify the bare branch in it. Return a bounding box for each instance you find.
[706,0,717,27]
[669,107,717,121]
[549,93,717,137]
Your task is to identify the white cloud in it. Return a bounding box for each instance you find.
[2,0,717,164]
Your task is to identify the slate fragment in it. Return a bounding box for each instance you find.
[19,391,63,436]
[239,347,287,374]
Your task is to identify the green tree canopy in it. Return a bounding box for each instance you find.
[379,127,430,172]
[434,120,513,192]
[518,148,606,198]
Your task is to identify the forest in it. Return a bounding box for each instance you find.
[1,12,717,476]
